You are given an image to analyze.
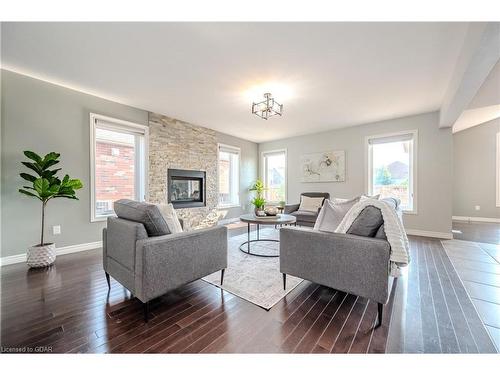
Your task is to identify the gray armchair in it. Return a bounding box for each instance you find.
[102,200,227,322]
[284,192,330,227]
[280,197,400,329]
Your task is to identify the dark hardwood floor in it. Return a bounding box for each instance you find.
[453,220,500,245]
[0,228,497,353]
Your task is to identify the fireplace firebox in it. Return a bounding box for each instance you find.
[167,169,206,208]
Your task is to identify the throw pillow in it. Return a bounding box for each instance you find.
[374,224,387,240]
[298,195,325,212]
[313,198,359,233]
[346,206,384,237]
[114,199,170,236]
[156,203,183,234]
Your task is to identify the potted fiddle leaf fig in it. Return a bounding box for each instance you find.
[19,151,83,268]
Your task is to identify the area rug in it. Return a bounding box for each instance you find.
[203,227,303,309]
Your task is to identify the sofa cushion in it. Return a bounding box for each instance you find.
[347,206,384,237]
[298,195,325,212]
[374,224,387,240]
[114,199,170,236]
[313,198,358,233]
[156,203,183,234]
[291,210,318,223]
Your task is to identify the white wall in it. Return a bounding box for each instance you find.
[453,118,500,219]
[1,70,149,257]
[259,112,453,236]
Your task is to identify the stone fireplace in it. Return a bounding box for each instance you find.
[148,113,218,230]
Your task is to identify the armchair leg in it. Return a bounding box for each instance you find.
[143,301,150,323]
[220,269,225,285]
[375,302,383,329]
[105,272,111,289]
[283,273,287,290]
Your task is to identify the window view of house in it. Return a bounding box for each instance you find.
[94,129,136,216]
[91,118,147,220]
[262,150,286,202]
[368,133,415,211]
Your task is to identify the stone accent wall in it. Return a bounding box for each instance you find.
[148,112,219,230]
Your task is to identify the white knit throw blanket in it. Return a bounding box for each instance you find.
[335,199,410,277]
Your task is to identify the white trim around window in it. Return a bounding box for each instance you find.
[89,113,149,222]
[261,148,287,204]
[217,143,241,208]
[497,132,500,207]
[365,129,418,214]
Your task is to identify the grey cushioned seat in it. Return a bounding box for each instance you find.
[280,195,401,329]
[103,200,228,322]
[284,192,330,227]
[114,199,170,236]
[291,210,318,223]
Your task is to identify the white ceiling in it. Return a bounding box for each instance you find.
[1,22,469,143]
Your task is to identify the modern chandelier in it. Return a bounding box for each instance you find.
[251,93,283,120]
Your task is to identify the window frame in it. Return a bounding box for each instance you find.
[496,132,500,207]
[261,148,287,204]
[89,113,149,222]
[217,143,241,209]
[365,129,418,214]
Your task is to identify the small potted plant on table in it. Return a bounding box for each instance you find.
[19,151,83,268]
[249,179,267,216]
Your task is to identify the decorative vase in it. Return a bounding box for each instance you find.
[27,243,56,268]
[264,206,278,216]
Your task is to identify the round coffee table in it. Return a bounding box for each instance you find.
[239,213,297,257]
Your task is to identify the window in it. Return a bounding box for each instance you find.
[218,144,240,207]
[497,132,500,207]
[262,149,287,203]
[367,130,417,213]
[90,113,148,221]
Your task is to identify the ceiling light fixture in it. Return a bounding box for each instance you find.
[252,93,283,120]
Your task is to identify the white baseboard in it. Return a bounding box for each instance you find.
[1,241,102,267]
[452,216,500,224]
[218,217,240,225]
[405,229,453,240]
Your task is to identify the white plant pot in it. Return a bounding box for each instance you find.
[27,243,56,268]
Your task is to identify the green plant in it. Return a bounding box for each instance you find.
[251,196,266,209]
[19,151,83,246]
[279,200,286,207]
[249,179,266,199]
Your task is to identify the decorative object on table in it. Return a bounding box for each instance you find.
[19,151,83,268]
[251,196,266,215]
[300,150,346,182]
[264,206,278,216]
[251,93,283,120]
[249,179,267,215]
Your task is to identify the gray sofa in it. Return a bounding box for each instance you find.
[284,192,330,227]
[103,200,227,322]
[280,198,399,328]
